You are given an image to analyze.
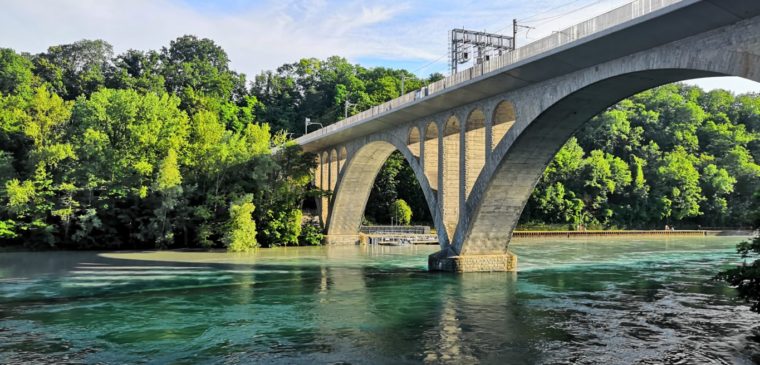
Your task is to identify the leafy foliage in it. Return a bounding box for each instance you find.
[251,56,444,134]
[365,151,430,225]
[390,199,412,226]
[224,196,258,252]
[0,40,317,251]
[1,38,759,252]
[366,85,760,232]
[520,84,760,229]
[715,191,760,312]
[299,223,324,246]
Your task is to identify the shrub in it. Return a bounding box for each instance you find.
[390,199,412,225]
[224,196,258,252]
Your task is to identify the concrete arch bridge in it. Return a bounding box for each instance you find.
[296,0,760,272]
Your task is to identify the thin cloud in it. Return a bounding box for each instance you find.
[0,0,757,94]
[0,0,628,76]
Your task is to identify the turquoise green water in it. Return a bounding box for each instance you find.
[1,237,758,364]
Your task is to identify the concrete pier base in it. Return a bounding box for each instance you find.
[428,250,517,273]
[324,234,360,245]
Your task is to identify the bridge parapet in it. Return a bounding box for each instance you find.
[297,0,686,151]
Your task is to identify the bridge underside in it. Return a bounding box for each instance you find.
[309,13,760,272]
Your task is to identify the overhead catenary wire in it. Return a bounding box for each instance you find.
[524,0,613,27]
[503,0,617,39]
[408,53,449,76]
[531,0,607,22]
[520,0,589,22]
[487,0,588,34]
[407,0,628,77]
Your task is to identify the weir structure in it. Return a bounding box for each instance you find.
[297,0,760,272]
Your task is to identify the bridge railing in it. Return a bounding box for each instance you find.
[298,0,683,145]
[360,225,431,235]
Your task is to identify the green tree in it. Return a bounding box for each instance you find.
[522,138,586,226]
[715,234,760,312]
[107,49,165,94]
[521,84,760,230]
[365,151,402,223]
[390,199,412,225]
[251,56,427,134]
[700,164,736,225]
[299,222,324,246]
[0,48,35,97]
[150,148,183,247]
[224,195,258,252]
[716,190,760,312]
[33,39,113,100]
[654,147,703,221]
[161,35,247,111]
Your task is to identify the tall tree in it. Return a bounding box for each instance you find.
[33,39,113,100]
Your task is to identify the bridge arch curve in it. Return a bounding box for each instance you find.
[464,108,486,198]
[326,138,446,246]
[408,126,421,159]
[441,115,462,240]
[329,149,338,191]
[490,100,517,153]
[423,122,440,191]
[456,48,760,256]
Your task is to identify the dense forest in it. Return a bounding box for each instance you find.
[1,35,759,251]
[523,84,760,229]
[0,36,439,250]
[0,37,326,251]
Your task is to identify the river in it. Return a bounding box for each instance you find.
[0,236,758,364]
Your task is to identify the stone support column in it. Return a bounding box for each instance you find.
[428,251,517,273]
[441,116,460,241]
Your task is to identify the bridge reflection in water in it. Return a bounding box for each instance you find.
[0,238,754,363]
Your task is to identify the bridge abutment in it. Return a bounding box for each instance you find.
[324,234,361,245]
[428,250,517,273]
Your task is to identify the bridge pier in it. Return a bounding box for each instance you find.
[428,249,517,273]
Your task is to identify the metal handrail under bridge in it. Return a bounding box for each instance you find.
[296,0,682,147]
[366,234,439,245]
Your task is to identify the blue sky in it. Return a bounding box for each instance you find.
[0,0,757,93]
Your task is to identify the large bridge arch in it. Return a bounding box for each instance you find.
[326,137,446,246]
[455,47,760,257]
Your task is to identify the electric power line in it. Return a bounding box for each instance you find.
[520,0,588,22]
[407,0,626,77]
[525,0,612,27]
[409,53,449,75]
[485,0,597,38]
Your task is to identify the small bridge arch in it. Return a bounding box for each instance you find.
[325,138,445,246]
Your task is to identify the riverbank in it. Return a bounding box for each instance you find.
[2,230,753,252]
[512,229,754,239]
[353,229,753,246]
